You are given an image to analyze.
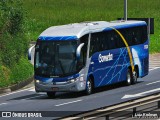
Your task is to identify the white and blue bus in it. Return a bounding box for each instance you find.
[28,20,149,97]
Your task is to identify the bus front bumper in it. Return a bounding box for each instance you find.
[35,79,86,92]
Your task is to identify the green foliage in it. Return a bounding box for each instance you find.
[0,65,11,87]
[0,58,33,88]
[9,58,33,85]
[23,0,160,53]
[0,0,24,35]
[1,33,29,67]
[0,0,33,88]
[0,0,29,67]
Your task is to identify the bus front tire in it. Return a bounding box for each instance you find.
[47,92,56,98]
[85,78,93,95]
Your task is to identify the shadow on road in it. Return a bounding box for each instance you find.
[8,81,143,100]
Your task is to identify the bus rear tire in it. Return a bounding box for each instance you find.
[85,78,94,95]
[47,92,56,98]
[126,69,132,86]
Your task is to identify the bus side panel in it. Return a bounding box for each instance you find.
[88,48,130,88]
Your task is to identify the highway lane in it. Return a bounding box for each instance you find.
[0,68,160,119]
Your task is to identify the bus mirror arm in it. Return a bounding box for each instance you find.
[76,43,84,60]
[28,45,35,60]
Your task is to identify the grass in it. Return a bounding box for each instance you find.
[0,29,33,88]
[0,57,33,88]
[23,0,160,53]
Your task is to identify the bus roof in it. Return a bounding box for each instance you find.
[39,20,147,41]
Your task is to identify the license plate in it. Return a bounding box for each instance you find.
[52,87,58,91]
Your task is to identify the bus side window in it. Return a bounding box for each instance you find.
[110,36,115,49]
[90,34,95,56]
[90,33,100,56]
[126,28,133,46]
[107,31,114,49]
[89,37,93,56]
[115,32,122,49]
[118,29,129,47]
[141,25,148,44]
[132,27,141,45]
[80,34,89,65]
[103,31,109,50]
[99,32,104,51]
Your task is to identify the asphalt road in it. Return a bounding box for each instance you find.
[0,67,160,120]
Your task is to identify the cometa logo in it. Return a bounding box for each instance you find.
[98,53,113,63]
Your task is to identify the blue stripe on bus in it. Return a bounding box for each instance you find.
[38,36,77,41]
[35,73,79,82]
[39,23,146,41]
[103,22,147,31]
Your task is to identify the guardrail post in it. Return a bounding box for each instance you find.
[133,107,136,117]
[158,101,160,108]
[106,115,109,120]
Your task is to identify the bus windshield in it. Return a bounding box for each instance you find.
[34,40,81,77]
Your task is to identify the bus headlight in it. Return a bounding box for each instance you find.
[70,79,75,83]
[68,79,76,83]
[35,79,40,83]
[68,76,84,83]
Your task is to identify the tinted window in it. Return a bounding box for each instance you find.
[80,34,89,66]
[119,25,148,46]
[89,25,148,56]
[90,32,100,55]
[141,25,148,43]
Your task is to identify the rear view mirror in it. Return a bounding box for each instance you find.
[28,45,35,60]
[76,43,84,60]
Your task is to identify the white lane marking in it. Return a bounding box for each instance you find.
[28,88,35,92]
[55,100,82,107]
[22,94,45,100]
[0,103,7,106]
[146,80,160,85]
[122,88,160,99]
[0,87,34,98]
[149,67,160,71]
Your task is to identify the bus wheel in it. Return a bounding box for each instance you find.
[126,69,132,86]
[47,92,56,98]
[132,69,138,84]
[86,78,93,95]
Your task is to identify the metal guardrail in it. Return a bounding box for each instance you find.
[61,93,160,120]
